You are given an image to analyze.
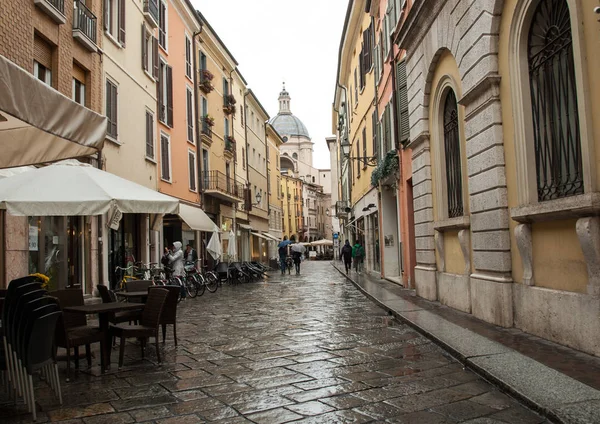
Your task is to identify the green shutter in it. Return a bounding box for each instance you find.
[396,60,410,145]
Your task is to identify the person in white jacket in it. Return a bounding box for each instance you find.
[165,241,185,277]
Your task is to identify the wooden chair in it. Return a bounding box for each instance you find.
[148,285,180,346]
[111,288,169,368]
[50,289,104,381]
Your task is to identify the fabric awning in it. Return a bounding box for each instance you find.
[251,232,274,242]
[0,54,106,168]
[262,233,280,242]
[0,160,179,216]
[178,203,218,232]
[238,223,252,230]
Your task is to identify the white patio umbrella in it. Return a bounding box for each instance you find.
[0,160,179,216]
[228,230,237,260]
[207,232,221,260]
[310,239,334,246]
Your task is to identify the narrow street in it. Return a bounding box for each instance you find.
[5,262,547,423]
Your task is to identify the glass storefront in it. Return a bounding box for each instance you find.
[108,214,140,289]
[28,216,90,291]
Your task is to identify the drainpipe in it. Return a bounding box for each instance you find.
[193,24,204,206]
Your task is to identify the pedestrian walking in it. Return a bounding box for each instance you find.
[278,236,291,275]
[341,240,353,274]
[352,241,365,274]
[291,242,306,275]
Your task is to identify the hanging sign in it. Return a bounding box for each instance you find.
[108,206,123,231]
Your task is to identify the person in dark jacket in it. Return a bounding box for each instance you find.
[340,240,353,274]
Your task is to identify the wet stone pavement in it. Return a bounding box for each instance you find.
[1,262,549,423]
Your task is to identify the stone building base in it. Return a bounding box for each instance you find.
[438,272,471,313]
[415,266,437,300]
[513,284,600,357]
[470,275,513,327]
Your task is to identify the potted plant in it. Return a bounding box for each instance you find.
[199,69,214,93]
[225,135,235,152]
[203,114,215,127]
[223,94,236,115]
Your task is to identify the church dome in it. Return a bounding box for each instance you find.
[269,114,310,139]
[268,84,310,139]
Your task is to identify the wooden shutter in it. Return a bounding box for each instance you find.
[146,111,154,158]
[396,61,410,145]
[157,64,164,122]
[152,37,159,79]
[371,111,378,161]
[384,106,391,153]
[189,152,196,191]
[356,143,361,177]
[161,135,170,180]
[118,0,126,46]
[111,82,118,138]
[106,80,118,138]
[362,128,367,170]
[33,36,52,69]
[363,26,371,72]
[187,89,193,141]
[141,24,147,72]
[166,65,173,127]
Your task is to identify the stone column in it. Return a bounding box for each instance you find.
[460,76,513,327]
[411,137,437,300]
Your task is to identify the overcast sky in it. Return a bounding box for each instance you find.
[190,0,349,170]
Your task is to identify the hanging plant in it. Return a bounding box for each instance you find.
[371,151,399,187]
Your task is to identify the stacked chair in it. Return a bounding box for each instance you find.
[1,276,63,421]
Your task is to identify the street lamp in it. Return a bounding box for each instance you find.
[253,191,262,206]
[340,138,378,167]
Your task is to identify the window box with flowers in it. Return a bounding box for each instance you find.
[223,94,236,115]
[199,69,214,94]
[203,114,215,127]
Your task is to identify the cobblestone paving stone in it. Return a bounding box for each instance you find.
[0,262,549,423]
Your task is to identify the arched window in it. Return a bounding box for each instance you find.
[527,0,582,201]
[443,89,463,218]
[292,153,298,160]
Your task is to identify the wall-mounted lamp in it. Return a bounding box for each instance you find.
[252,191,262,206]
[340,139,378,167]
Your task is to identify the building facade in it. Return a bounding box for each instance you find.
[393,0,600,356]
[281,174,303,242]
[0,0,104,292]
[267,124,284,259]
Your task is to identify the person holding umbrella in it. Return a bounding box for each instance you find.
[277,236,292,275]
[291,241,307,275]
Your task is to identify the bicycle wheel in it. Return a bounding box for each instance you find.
[194,273,206,296]
[205,272,219,293]
[185,275,199,298]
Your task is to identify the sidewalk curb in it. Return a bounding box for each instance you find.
[331,262,600,424]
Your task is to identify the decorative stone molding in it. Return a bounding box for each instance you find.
[514,223,534,286]
[458,229,471,275]
[511,193,600,223]
[434,216,470,232]
[576,217,600,297]
[435,231,445,272]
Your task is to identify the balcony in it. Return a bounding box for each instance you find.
[202,170,244,203]
[72,0,97,52]
[224,136,235,159]
[34,0,66,24]
[336,200,350,218]
[199,70,214,94]
[201,116,213,146]
[223,94,236,115]
[143,0,159,28]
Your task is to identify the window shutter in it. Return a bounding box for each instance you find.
[146,112,154,158]
[189,152,196,190]
[34,36,52,69]
[363,25,372,71]
[103,0,109,31]
[396,61,410,145]
[158,64,164,122]
[187,89,193,141]
[359,50,365,89]
[111,83,118,137]
[105,80,111,134]
[152,37,159,79]
[141,25,147,71]
[374,43,380,81]
[362,128,367,169]
[166,65,173,127]
[371,111,378,161]
[385,106,392,153]
[161,136,170,180]
[118,0,126,45]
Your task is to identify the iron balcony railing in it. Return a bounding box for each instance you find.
[201,118,212,139]
[202,170,244,199]
[48,0,65,14]
[335,200,349,217]
[143,0,159,24]
[73,0,97,44]
[225,137,235,153]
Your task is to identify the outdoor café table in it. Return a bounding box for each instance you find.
[63,302,144,373]
[115,291,149,302]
